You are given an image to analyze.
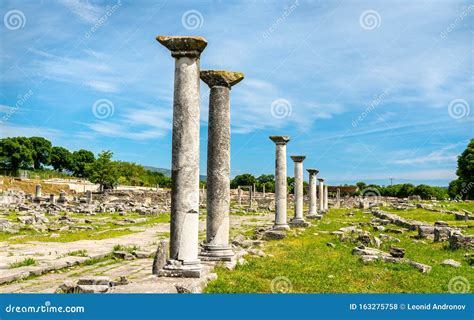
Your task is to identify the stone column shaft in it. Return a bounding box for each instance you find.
[270,136,290,230]
[324,185,329,211]
[35,184,42,198]
[318,179,325,212]
[237,186,242,208]
[200,70,243,261]
[156,35,207,277]
[307,169,319,218]
[290,156,307,227]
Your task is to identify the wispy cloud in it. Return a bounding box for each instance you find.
[57,0,103,24]
[83,103,172,140]
[391,144,460,165]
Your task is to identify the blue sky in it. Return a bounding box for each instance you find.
[0,0,473,186]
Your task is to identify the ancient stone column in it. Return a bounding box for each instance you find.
[86,190,92,204]
[199,70,244,261]
[336,188,341,208]
[237,186,242,208]
[156,35,207,277]
[35,184,42,198]
[307,169,321,219]
[289,156,308,227]
[318,178,325,213]
[270,136,290,230]
[58,190,67,204]
[324,184,329,212]
[49,194,55,204]
[249,186,253,209]
[263,184,266,197]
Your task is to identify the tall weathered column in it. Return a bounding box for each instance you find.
[324,184,329,212]
[156,36,207,277]
[35,184,42,198]
[249,186,253,209]
[335,188,341,208]
[237,186,242,208]
[270,136,290,230]
[86,190,93,204]
[318,178,325,213]
[289,156,308,227]
[307,169,321,219]
[200,70,244,261]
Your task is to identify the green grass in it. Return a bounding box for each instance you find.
[0,212,171,244]
[113,244,140,253]
[9,258,37,268]
[435,201,474,212]
[205,208,473,293]
[66,249,88,257]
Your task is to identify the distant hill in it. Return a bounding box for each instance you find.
[144,166,207,181]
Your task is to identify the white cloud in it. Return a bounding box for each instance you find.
[83,101,173,140]
[57,0,103,24]
[391,144,459,165]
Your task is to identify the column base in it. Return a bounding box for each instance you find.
[289,218,309,227]
[307,214,323,220]
[199,244,234,262]
[156,259,202,278]
[272,224,290,230]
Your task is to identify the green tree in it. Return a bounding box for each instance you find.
[448,179,462,199]
[231,174,257,189]
[287,176,295,194]
[29,137,52,169]
[71,149,95,177]
[397,183,415,198]
[356,181,366,195]
[85,150,119,190]
[412,184,435,200]
[256,174,275,192]
[449,139,474,200]
[0,137,34,172]
[50,146,72,172]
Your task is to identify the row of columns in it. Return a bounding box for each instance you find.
[269,136,329,229]
[155,36,244,278]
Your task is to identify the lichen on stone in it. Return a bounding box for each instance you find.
[200,70,244,88]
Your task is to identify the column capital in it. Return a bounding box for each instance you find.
[307,168,319,175]
[318,178,325,182]
[156,36,207,58]
[290,155,306,162]
[200,70,244,89]
[269,136,290,145]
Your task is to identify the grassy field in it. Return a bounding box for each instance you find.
[384,206,474,234]
[1,212,170,243]
[206,208,473,293]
